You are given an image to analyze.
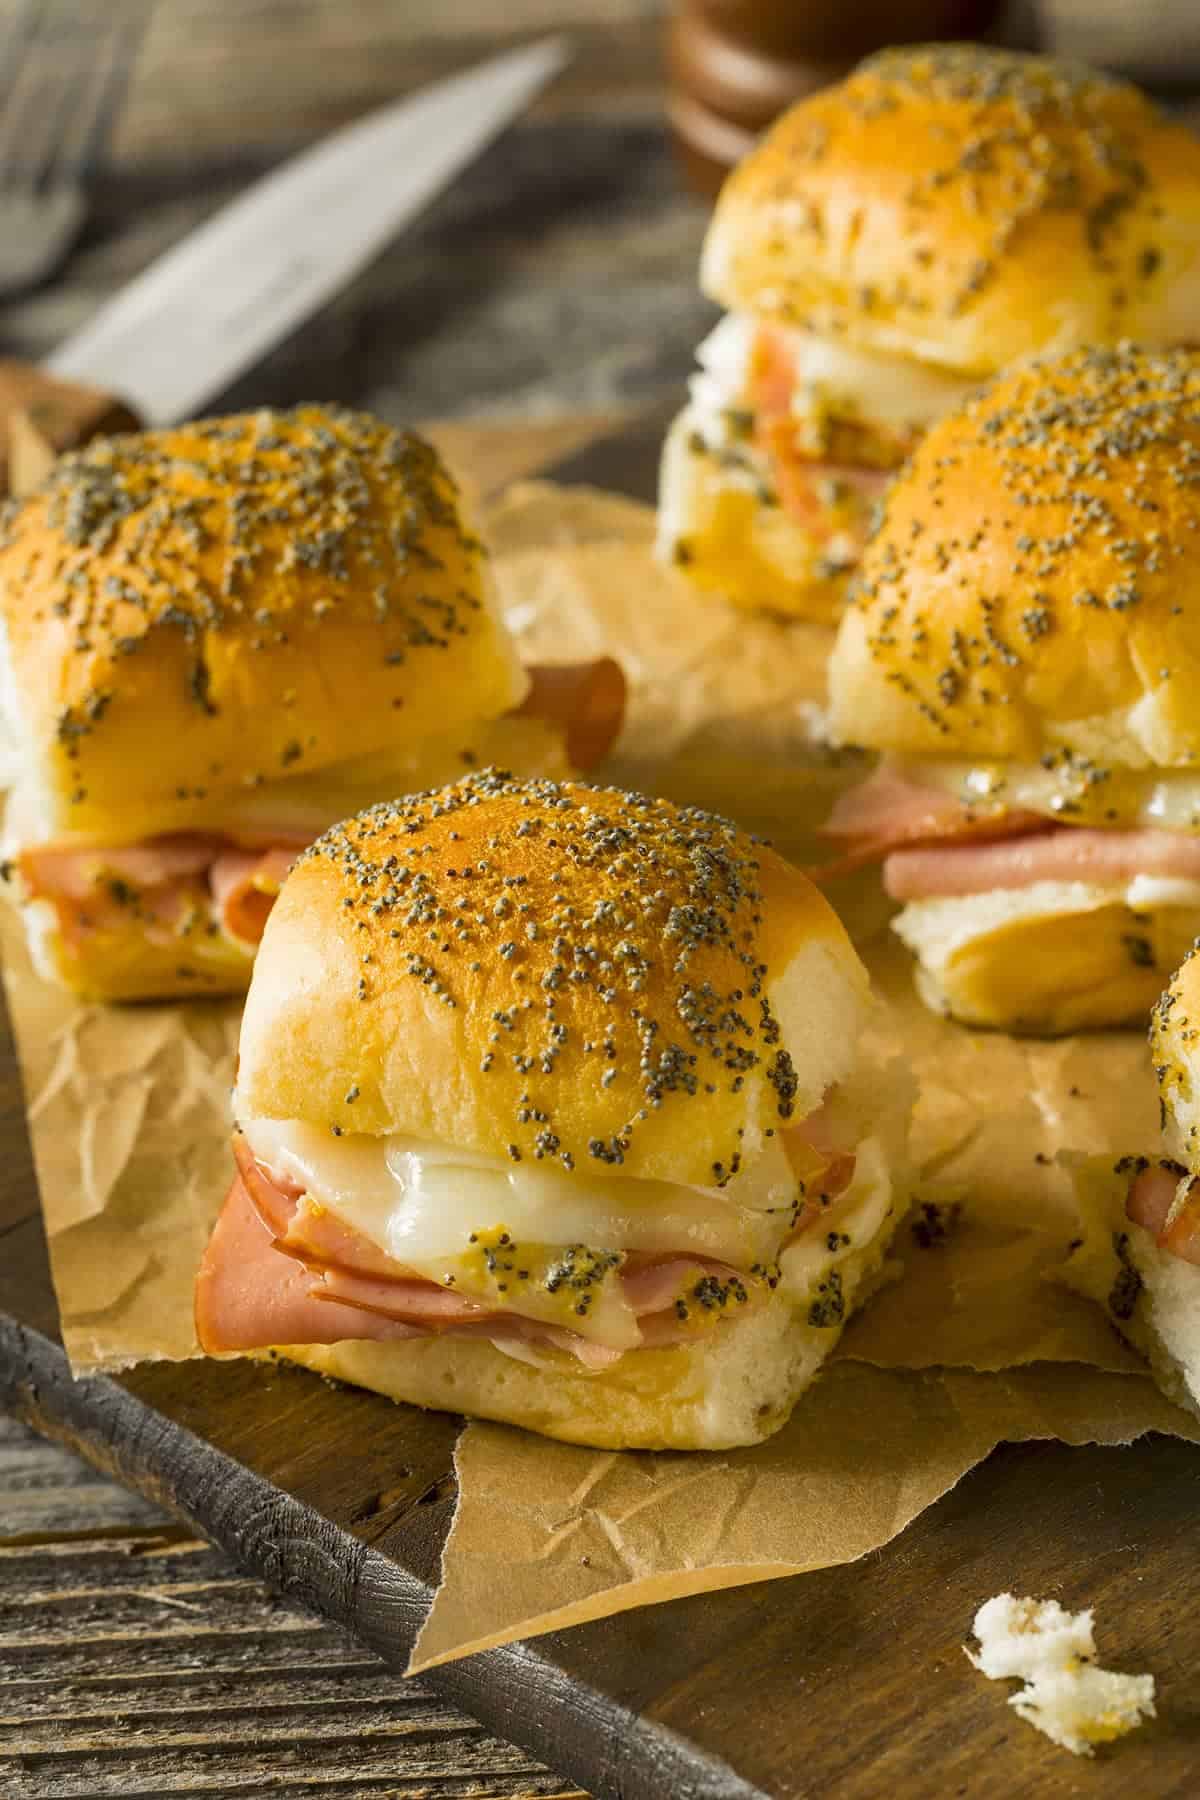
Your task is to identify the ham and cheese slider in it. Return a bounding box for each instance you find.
[0,408,622,1001]
[823,343,1200,1035]
[658,46,1200,624]
[1063,946,1200,1418]
[195,769,911,1450]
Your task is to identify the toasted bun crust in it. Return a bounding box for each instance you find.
[235,771,869,1185]
[704,46,1200,376]
[0,409,525,842]
[1062,1157,1200,1420]
[829,345,1200,765]
[278,1210,901,1451]
[1149,945,1200,1166]
[894,888,1200,1035]
[22,895,254,1002]
[657,408,850,623]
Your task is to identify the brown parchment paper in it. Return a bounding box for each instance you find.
[412,1365,1200,1670]
[2,902,239,1367]
[11,471,1197,1673]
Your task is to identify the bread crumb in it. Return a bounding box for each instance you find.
[966,1594,1155,1757]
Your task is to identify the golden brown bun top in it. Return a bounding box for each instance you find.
[828,344,1200,765]
[235,771,868,1186]
[703,45,1200,374]
[0,407,525,840]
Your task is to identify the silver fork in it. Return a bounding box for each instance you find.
[0,0,148,299]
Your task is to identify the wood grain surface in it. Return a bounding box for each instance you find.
[0,1420,585,1800]
[5,5,1200,1798]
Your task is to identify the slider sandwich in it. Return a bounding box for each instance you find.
[659,45,1200,624]
[822,344,1200,1036]
[0,409,623,1000]
[195,771,911,1451]
[1063,946,1200,1418]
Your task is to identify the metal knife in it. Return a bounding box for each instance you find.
[0,38,567,490]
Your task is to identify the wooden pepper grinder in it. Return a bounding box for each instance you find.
[666,0,1006,195]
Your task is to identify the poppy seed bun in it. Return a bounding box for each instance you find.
[235,771,869,1187]
[829,345,1200,765]
[657,413,850,623]
[1149,943,1200,1167]
[704,46,1200,378]
[1063,950,1200,1419]
[1062,1157,1200,1422]
[19,891,256,1003]
[895,887,1200,1036]
[0,408,526,844]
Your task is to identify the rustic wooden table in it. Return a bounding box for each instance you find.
[4,3,1200,1796]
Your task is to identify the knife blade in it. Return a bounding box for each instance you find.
[41,37,567,428]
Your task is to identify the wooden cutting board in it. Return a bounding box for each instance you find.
[4,416,1200,1800]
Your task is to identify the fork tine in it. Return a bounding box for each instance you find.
[53,0,149,186]
[2,0,92,192]
[0,0,46,184]
[0,0,41,100]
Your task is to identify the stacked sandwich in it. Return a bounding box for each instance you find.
[659,45,1200,623]
[195,772,912,1450]
[0,407,622,999]
[821,343,1200,1036]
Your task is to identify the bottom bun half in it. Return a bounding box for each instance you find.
[21,896,254,1002]
[656,409,850,626]
[1060,1156,1200,1422]
[892,885,1200,1036]
[278,1196,907,1453]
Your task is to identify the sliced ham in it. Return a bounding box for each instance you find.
[771,454,888,543]
[235,1132,441,1284]
[620,1253,746,1315]
[516,658,626,771]
[195,1173,429,1352]
[1125,1159,1200,1266]
[1125,1161,1182,1238]
[747,323,902,541]
[19,831,309,953]
[779,1108,858,1226]
[234,1131,304,1235]
[814,762,1043,879]
[817,760,1200,896]
[210,846,299,946]
[749,326,913,462]
[824,763,990,849]
[1158,1189,1200,1265]
[750,322,797,426]
[198,1179,637,1367]
[313,1265,491,1324]
[19,835,220,902]
[885,826,1200,902]
[199,1143,764,1365]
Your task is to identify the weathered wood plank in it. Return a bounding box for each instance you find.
[0,1416,172,1538]
[0,1418,584,1800]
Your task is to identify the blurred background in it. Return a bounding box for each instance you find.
[2,0,1199,438]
